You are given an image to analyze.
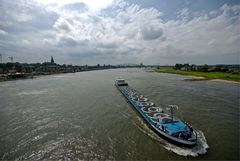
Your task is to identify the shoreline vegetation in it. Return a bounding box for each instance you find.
[1,66,240,83]
[0,69,111,82]
[0,66,142,82]
[154,67,240,83]
[0,57,145,82]
[0,72,65,82]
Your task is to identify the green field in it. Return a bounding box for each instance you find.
[154,67,240,82]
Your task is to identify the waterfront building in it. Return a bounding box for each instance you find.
[51,56,54,64]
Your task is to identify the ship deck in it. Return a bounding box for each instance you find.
[116,83,197,146]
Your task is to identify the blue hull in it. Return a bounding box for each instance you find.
[116,84,197,147]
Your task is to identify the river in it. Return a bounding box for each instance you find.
[0,68,239,160]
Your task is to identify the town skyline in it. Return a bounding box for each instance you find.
[1,54,240,67]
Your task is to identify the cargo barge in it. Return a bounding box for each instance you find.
[115,79,197,147]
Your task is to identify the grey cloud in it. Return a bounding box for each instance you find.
[57,35,88,47]
[97,42,118,49]
[58,36,78,46]
[0,29,8,36]
[140,26,164,40]
[0,0,58,33]
[69,49,99,59]
[152,45,185,59]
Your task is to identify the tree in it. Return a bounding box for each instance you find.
[175,64,183,70]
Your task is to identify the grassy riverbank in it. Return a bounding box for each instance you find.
[154,67,240,82]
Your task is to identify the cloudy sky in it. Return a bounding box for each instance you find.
[0,0,239,65]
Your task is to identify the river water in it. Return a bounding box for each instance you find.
[0,68,239,160]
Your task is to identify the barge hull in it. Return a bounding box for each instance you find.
[116,84,197,147]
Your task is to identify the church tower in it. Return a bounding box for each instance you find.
[51,56,54,64]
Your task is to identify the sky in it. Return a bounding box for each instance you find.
[0,0,239,65]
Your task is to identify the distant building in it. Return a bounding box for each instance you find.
[39,56,59,73]
[22,64,35,73]
[180,64,191,71]
[228,67,240,74]
[191,64,198,71]
[51,56,54,64]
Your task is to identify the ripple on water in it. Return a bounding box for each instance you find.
[17,89,50,96]
[17,135,106,161]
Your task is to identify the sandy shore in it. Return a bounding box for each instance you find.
[210,79,240,84]
[153,70,240,84]
[184,76,240,84]
[184,76,207,81]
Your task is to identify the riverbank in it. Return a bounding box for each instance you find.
[0,68,119,82]
[0,72,70,82]
[0,73,33,82]
[154,67,240,83]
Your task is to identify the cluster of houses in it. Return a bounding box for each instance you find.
[174,63,240,73]
[0,57,147,80]
[0,57,119,78]
[1,58,239,80]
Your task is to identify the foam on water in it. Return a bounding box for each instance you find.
[51,75,77,78]
[17,89,50,95]
[0,84,10,87]
[163,130,209,157]
[135,117,209,157]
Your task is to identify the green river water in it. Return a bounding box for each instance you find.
[0,68,239,160]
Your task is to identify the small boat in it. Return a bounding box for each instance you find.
[115,79,197,147]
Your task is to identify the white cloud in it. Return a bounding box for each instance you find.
[0,0,239,65]
[34,0,115,11]
[15,13,33,22]
[0,29,8,36]
[161,6,240,64]
[53,17,73,32]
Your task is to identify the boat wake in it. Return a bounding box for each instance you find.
[134,118,209,157]
[163,130,209,157]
